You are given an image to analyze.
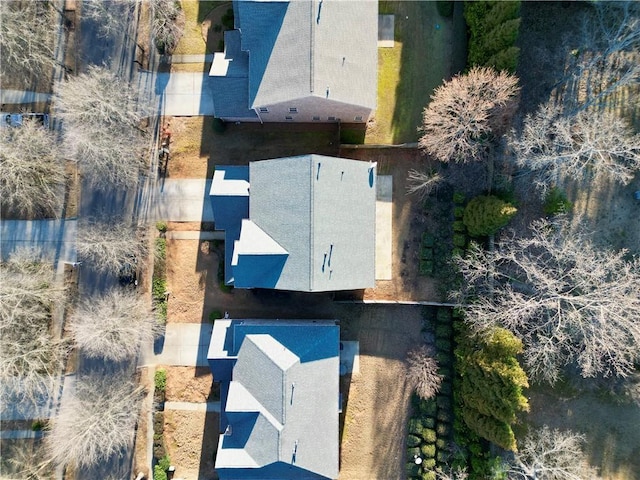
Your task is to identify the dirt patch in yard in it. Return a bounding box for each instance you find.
[336,304,424,480]
[163,409,219,480]
[164,366,217,403]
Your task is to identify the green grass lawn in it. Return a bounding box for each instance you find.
[365,1,467,144]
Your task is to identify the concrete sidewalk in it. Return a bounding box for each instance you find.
[138,71,215,116]
[0,219,77,269]
[142,179,214,222]
[376,175,393,280]
[140,323,213,367]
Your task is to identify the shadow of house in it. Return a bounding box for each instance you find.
[209,0,377,124]
[210,155,376,292]
[208,319,340,480]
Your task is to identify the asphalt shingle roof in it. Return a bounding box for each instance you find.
[209,319,339,480]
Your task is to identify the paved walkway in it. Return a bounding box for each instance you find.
[0,89,51,105]
[137,71,215,116]
[163,54,214,63]
[142,179,214,222]
[376,175,393,280]
[164,401,221,412]
[0,219,77,271]
[140,323,213,367]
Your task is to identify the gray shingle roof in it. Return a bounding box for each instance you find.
[211,0,377,118]
[247,154,376,291]
[209,319,339,480]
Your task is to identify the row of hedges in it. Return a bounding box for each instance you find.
[464,1,521,72]
[153,234,168,322]
[406,308,457,479]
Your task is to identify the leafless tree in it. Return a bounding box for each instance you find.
[406,344,443,400]
[0,439,55,480]
[510,103,640,195]
[46,373,144,469]
[76,219,148,276]
[453,218,640,385]
[0,120,66,218]
[507,426,601,480]
[0,1,57,81]
[0,249,68,409]
[152,0,184,54]
[70,289,158,362]
[81,0,136,39]
[437,467,469,480]
[559,1,640,113]
[55,66,149,190]
[419,67,519,163]
[406,169,443,199]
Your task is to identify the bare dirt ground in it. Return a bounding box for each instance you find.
[164,366,217,403]
[163,409,219,480]
[336,304,424,480]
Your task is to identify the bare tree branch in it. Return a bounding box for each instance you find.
[419,67,519,163]
[453,218,640,384]
[406,344,443,400]
[0,1,57,81]
[406,169,443,199]
[46,374,145,469]
[76,219,148,276]
[151,0,184,54]
[0,120,66,218]
[70,289,158,362]
[510,102,640,195]
[80,0,136,39]
[507,426,601,480]
[55,66,149,190]
[0,249,68,409]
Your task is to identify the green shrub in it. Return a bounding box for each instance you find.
[436,338,452,352]
[221,8,234,29]
[453,192,466,204]
[453,220,466,233]
[155,369,167,392]
[209,310,223,323]
[419,259,434,276]
[436,438,447,450]
[421,246,434,260]
[439,380,453,397]
[31,419,46,431]
[544,187,573,215]
[436,352,450,365]
[155,237,167,261]
[436,308,452,323]
[407,434,422,447]
[453,233,467,248]
[408,418,423,436]
[419,398,438,417]
[421,443,436,458]
[212,117,226,133]
[422,428,437,443]
[406,462,420,476]
[437,450,450,463]
[451,247,464,258]
[158,454,171,471]
[438,366,452,379]
[423,417,436,429]
[154,465,168,480]
[422,457,437,470]
[407,446,421,458]
[155,221,168,233]
[435,324,452,339]
[436,395,451,410]
[437,423,451,437]
[421,470,437,480]
[463,195,517,237]
[437,408,452,423]
[422,233,435,247]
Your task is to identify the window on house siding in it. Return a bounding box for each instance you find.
[259,107,269,113]
[285,116,293,121]
[312,116,321,121]
[328,116,336,121]
[289,107,298,113]
[354,116,363,121]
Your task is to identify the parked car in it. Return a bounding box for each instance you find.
[0,112,50,128]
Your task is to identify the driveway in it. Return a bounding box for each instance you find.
[139,179,214,222]
[138,71,215,116]
[139,323,213,367]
